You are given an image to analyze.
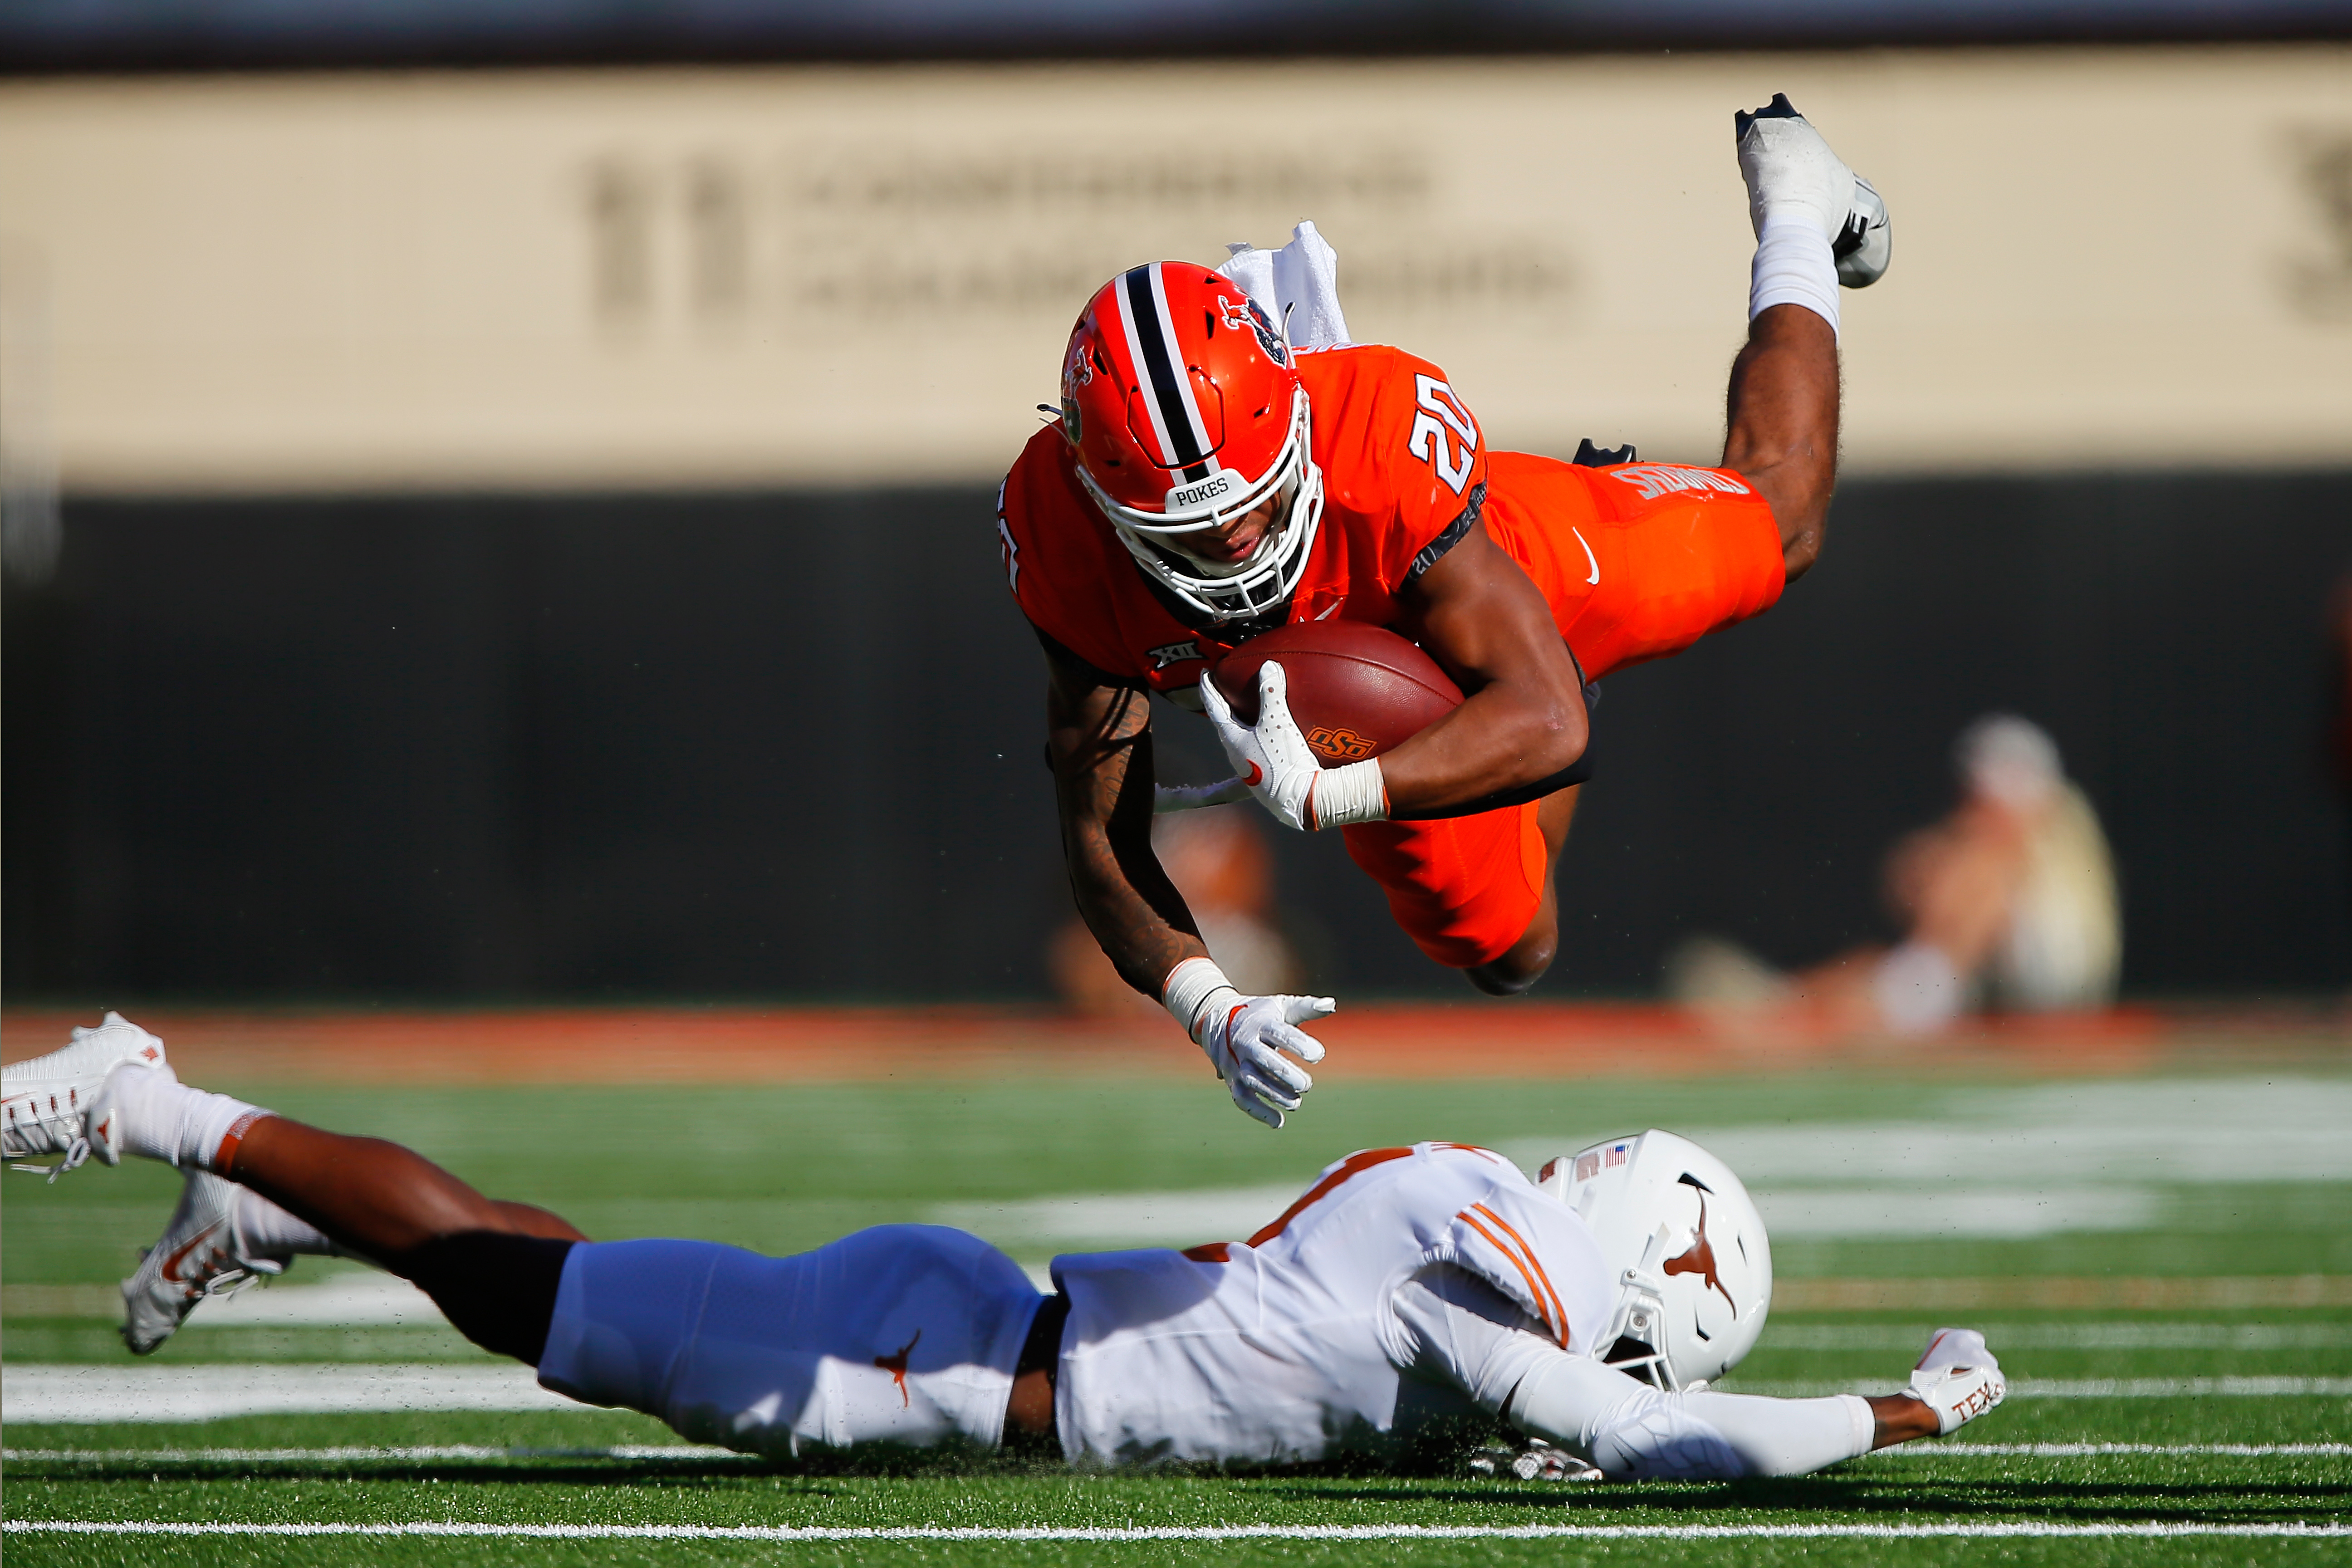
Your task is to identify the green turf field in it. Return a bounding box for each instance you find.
[6,1068,2348,1564]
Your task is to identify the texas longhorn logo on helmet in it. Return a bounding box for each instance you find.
[1663,1174,1739,1315]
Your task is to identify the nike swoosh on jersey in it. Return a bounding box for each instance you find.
[1572,527,1599,586]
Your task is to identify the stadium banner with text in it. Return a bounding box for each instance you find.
[0,45,2347,492]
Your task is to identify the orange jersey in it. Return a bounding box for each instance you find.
[1001,344,1490,692]
[999,344,1785,690]
[1002,341,1790,971]
[1482,452,1787,681]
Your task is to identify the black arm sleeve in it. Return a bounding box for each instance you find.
[1401,482,1488,590]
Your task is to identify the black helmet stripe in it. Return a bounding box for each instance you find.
[1121,264,1214,484]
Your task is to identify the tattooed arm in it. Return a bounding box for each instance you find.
[1041,632,1210,998]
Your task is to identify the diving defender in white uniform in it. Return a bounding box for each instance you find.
[5,1017,2004,1475]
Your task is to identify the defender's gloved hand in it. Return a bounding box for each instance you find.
[1906,1327,2006,1435]
[1468,1439,1605,1484]
[1163,957,1333,1129]
[1198,662,1386,832]
[1735,93,1891,288]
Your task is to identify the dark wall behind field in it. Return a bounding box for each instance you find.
[7,474,2350,1004]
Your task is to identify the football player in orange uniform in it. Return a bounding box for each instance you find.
[1000,97,1892,1126]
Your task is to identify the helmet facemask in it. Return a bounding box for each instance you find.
[1074,383,1323,622]
[1594,1240,1687,1391]
[1061,261,1323,624]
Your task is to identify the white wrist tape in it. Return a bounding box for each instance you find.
[1307,759,1387,830]
[1749,215,1840,340]
[1162,957,1242,1044]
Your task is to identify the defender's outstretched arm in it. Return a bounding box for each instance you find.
[1500,1329,2002,1480]
[1397,1267,1999,1482]
[1504,1352,1938,1480]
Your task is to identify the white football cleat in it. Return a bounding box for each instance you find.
[3,1012,173,1177]
[1735,93,1892,287]
[1836,176,1892,289]
[122,1168,291,1355]
[1907,1326,2006,1434]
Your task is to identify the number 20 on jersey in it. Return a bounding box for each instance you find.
[1407,375,1479,495]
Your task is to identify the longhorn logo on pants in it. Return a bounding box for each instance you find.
[876,1329,922,1406]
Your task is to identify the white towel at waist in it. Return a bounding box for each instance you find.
[1217,220,1352,354]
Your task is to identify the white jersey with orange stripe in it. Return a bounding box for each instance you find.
[1049,1142,1612,1467]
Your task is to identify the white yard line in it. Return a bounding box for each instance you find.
[0,1362,570,1423]
[1503,1078,2352,1189]
[2,1445,737,1462]
[938,1182,2169,1245]
[9,1441,2346,1465]
[1764,1323,2352,1351]
[937,1075,2352,1251]
[11,1362,2351,1426]
[5,1520,2347,1542]
[1869,1443,2352,1458]
[1728,1376,2352,1397]
[159,1271,439,1328]
[20,1274,2347,1322]
[1774,1275,2352,1310]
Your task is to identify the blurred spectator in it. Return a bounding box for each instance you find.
[1051,809,1303,1016]
[1670,715,2120,1036]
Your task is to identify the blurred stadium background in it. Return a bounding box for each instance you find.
[3,4,2350,1554]
[3,29,2349,1009]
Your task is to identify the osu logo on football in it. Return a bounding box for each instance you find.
[1306,726,1376,761]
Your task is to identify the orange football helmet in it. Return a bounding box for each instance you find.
[1059,261,1324,621]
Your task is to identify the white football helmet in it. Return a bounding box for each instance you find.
[1536,1130,1772,1391]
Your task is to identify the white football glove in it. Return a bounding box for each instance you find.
[1468,1439,1604,1484]
[1906,1327,2006,1435]
[1199,991,1334,1129]
[1163,957,1333,1129]
[1197,662,1386,833]
[1735,93,1891,288]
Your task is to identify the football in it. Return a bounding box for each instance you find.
[1210,621,1463,764]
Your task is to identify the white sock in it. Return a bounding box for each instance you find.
[233,1185,339,1259]
[1749,215,1840,340]
[111,1072,271,1173]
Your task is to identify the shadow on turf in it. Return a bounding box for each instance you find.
[1269,1475,2348,1524]
[0,1450,1075,1490]
[15,1457,2344,1524]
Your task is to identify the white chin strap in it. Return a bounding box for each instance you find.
[1112,459,1323,621]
